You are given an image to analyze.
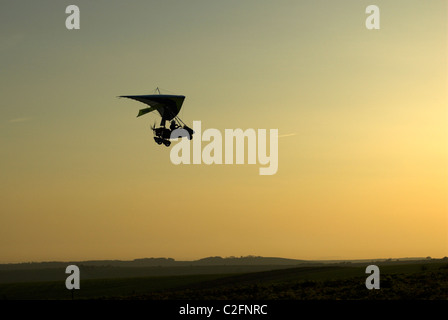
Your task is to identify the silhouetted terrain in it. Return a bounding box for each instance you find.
[0,260,446,300]
[0,256,447,300]
[0,255,436,284]
[133,267,448,300]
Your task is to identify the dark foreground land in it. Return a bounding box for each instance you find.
[0,257,447,300]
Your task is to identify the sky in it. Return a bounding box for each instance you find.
[0,0,447,263]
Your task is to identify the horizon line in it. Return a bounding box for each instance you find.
[1,255,440,265]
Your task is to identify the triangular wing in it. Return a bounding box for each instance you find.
[119,94,185,120]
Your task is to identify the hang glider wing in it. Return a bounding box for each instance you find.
[119,94,185,121]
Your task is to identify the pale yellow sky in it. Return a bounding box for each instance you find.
[0,1,447,263]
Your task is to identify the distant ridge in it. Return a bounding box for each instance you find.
[0,255,430,270]
[0,256,307,270]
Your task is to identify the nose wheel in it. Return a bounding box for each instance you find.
[154,137,163,145]
[154,136,170,147]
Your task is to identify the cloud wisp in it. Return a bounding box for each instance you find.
[278,133,297,138]
[9,117,31,123]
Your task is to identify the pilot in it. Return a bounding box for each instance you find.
[170,120,179,131]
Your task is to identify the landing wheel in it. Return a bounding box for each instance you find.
[154,137,163,145]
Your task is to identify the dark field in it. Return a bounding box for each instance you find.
[0,259,447,300]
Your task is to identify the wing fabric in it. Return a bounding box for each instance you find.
[137,107,156,117]
[120,94,185,120]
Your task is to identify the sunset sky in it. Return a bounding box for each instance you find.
[1,0,447,263]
